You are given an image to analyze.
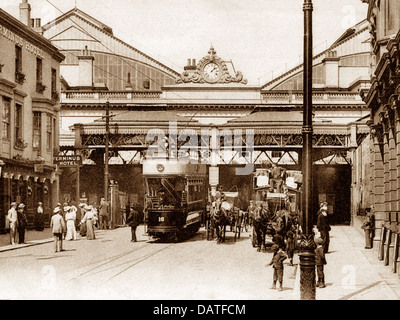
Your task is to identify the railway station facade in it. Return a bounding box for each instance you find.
[37,6,371,227]
[0,1,375,232]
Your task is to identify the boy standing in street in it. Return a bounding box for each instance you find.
[268,244,287,291]
[315,237,327,288]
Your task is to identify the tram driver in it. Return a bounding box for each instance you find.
[158,189,169,208]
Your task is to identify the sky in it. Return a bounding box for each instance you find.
[2,0,368,85]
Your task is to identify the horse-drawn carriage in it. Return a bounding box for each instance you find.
[206,189,244,243]
[250,191,299,251]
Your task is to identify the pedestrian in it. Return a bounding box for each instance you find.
[267,244,287,291]
[80,205,96,240]
[317,202,331,254]
[286,229,295,266]
[7,202,18,245]
[361,206,375,249]
[272,232,284,250]
[99,197,110,230]
[126,206,140,242]
[315,237,327,288]
[65,206,77,241]
[247,200,257,227]
[17,204,28,244]
[50,207,66,253]
[78,202,87,236]
[35,202,45,231]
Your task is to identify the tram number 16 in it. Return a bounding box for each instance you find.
[158,217,165,222]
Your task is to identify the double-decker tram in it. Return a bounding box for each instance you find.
[143,159,207,241]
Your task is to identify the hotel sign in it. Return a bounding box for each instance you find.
[53,155,82,167]
[0,23,44,58]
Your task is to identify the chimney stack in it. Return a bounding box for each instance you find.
[184,58,197,71]
[19,0,31,26]
[32,18,44,35]
[78,46,95,88]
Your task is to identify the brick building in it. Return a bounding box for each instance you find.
[0,1,64,232]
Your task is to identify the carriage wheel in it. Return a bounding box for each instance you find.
[234,221,237,242]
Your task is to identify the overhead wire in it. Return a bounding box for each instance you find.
[44,0,211,128]
[44,0,252,140]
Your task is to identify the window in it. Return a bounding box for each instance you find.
[33,112,41,150]
[15,103,23,146]
[53,118,57,150]
[2,97,10,141]
[51,68,58,100]
[15,46,24,83]
[15,46,22,74]
[36,58,42,83]
[386,0,400,35]
[46,114,52,151]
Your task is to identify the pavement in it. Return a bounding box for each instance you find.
[0,228,54,252]
[1,224,400,300]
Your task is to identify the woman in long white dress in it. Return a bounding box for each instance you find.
[65,206,77,241]
[81,205,96,240]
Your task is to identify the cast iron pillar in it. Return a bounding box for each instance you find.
[104,101,110,202]
[299,0,316,300]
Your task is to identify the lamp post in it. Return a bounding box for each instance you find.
[299,0,316,300]
[104,101,110,202]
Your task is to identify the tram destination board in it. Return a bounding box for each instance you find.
[53,155,82,167]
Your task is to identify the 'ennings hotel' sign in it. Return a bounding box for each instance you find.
[53,155,82,167]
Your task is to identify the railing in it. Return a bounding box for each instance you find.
[262,92,363,102]
[63,90,162,100]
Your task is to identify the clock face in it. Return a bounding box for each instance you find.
[203,62,221,82]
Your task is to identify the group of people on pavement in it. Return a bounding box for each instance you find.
[6,202,28,245]
[4,195,145,251]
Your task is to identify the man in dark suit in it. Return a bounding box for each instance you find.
[317,202,331,254]
[127,207,141,242]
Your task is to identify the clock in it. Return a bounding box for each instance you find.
[203,62,221,82]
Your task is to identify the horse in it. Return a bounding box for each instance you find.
[213,200,232,244]
[253,203,274,251]
[231,207,244,239]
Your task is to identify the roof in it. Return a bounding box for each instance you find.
[0,9,65,62]
[42,7,179,77]
[42,8,113,35]
[226,111,303,124]
[261,19,369,90]
[93,110,200,124]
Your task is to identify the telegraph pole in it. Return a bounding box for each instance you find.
[104,101,110,202]
[299,0,316,300]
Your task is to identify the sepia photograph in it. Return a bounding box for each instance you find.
[0,0,399,307]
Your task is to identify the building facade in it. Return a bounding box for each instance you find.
[360,0,400,273]
[0,2,64,232]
